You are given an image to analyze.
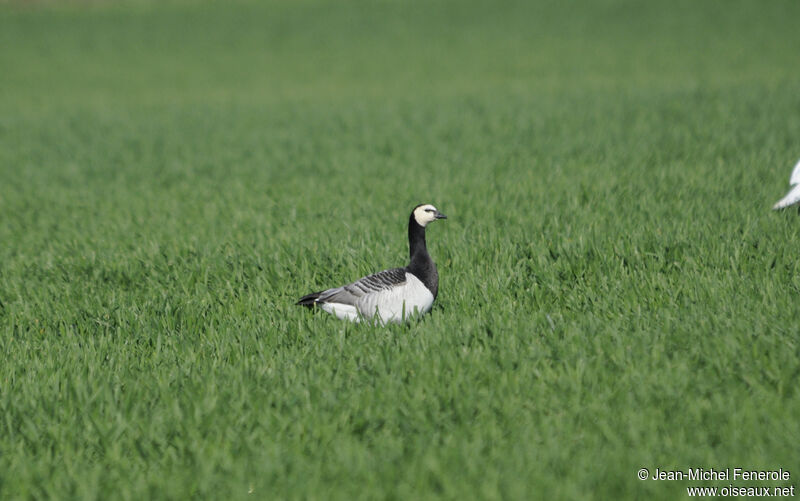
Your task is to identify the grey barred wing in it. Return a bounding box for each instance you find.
[348,268,408,293]
[316,268,407,306]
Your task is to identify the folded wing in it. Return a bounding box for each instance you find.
[316,268,407,303]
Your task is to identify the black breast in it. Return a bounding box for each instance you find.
[407,259,438,299]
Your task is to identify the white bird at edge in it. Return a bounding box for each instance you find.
[773,158,800,210]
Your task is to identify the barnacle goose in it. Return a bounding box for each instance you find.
[296,203,447,323]
[773,158,800,210]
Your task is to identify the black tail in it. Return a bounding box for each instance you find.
[296,292,322,308]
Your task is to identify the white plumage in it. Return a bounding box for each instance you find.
[772,159,800,210]
[319,272,435,323]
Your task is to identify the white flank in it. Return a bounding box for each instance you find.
[319,273,434,324]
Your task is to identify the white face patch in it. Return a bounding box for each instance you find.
[413,204,439,227]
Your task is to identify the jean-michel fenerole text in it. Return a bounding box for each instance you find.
[651,468,790,481]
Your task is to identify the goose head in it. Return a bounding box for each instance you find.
[412,203,447,227]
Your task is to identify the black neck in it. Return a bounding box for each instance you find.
[407,215,439,297]
[408,215,428,263]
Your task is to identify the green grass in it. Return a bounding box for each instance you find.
[2,0,800,499]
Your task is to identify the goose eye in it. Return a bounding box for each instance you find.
[424,209,434,213]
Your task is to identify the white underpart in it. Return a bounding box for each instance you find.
[319,273,435,324]
[319,303,361,322]
[773,159,800,210]
[413,204,438,227]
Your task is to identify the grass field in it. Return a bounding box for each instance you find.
[2,0,800,499]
